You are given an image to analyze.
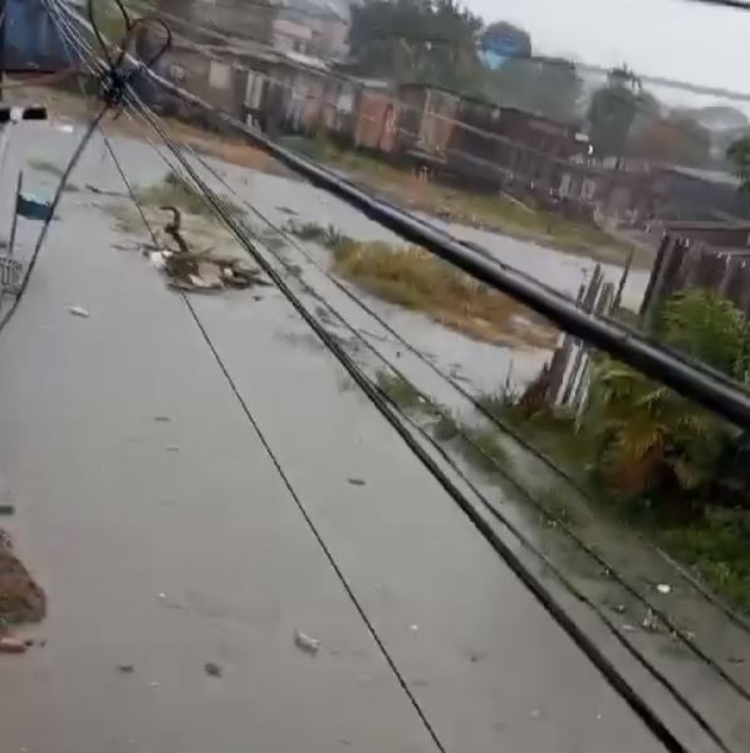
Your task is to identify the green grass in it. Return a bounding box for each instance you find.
[286,221,351,249]
[658,511,750,612]
[376,370,431,413]
[479,393,750,612]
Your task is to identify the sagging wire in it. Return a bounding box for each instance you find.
[53,6,748,747]
[121,87,703,753]
[57,8,750,736]
[0,106,106,337]
[44,0,161,252]
[55,0,750,433]
[47,15,450,748]
[86,0,171,109]
[0,0,171,337]
[142,104,750,690]
[124,99,741,753]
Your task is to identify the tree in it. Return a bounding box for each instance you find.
[587,65,643,163]
[628,114,712,167]
[478,21,531,69]
[727,135,750,192]
[484,56,583,124]
[348,0,483,91]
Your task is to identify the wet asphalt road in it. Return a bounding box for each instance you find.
[0,121,741,752]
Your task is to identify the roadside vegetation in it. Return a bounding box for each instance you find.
[484,290,750,610]
[287,221,556,348]
[376,290,750,611]
[283,136,644,268]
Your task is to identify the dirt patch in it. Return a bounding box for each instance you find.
[0,531,45,630]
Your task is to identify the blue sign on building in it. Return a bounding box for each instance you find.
[5,0,71,71]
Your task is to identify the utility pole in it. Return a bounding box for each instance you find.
[0,0,6,101]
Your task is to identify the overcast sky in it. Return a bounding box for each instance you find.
[463,0,750,103]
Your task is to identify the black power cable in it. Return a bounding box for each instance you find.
[47,17,450,746]
[129,106,737,752]
[157,116,750,668]
[125,86,701,753]
[48,0,750,433]
[55,0,750,431]
[0,105,107,337]
[53,7,750,749]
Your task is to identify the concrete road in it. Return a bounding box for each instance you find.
[0,123,735,753]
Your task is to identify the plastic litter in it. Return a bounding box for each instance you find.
[294,630,320,655]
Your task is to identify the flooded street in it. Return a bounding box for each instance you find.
[0,120,746,752]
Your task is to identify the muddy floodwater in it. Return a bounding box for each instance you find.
[0,120,746,753]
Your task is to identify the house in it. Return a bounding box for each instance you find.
[271,0,350,60]
[641,221,750,321]
[396,84,460,166]
[448,98,589,190]
[349,81,399,152]
[150,35,347,138]
[651,167,750,222]
[554,161,750,231]
[386,83,590,192]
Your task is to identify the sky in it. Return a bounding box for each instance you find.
[463,0,750,107]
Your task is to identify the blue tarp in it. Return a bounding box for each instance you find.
[5,0,70,71]
[17,194,52,221]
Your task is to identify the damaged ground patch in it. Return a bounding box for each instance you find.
[0,531,45,631]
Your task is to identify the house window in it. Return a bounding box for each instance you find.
[208,61,231,90]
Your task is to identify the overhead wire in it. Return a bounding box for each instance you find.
[45,11,451,750]
[49,7,750,750]
[0,106,108,336]
[171,132,750,655]
[60,0,741,687]
[123,3,719,161]
[116,79,702,753]
[0,0,169,336]
[142,94,750,701]
[118,87,748,747]
[55,0,750,431]
[131,0,750,101]
[53,0,750,643]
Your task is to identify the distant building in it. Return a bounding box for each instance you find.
[555,162,750,228]
[641,221,750,322]
[271,0,349,60]
[155,0,277,44]
[394,83,590,192]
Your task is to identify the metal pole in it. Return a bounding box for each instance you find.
[8,170,22,257]
[0,0,6,101]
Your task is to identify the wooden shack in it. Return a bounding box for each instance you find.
[640,221,750,323]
